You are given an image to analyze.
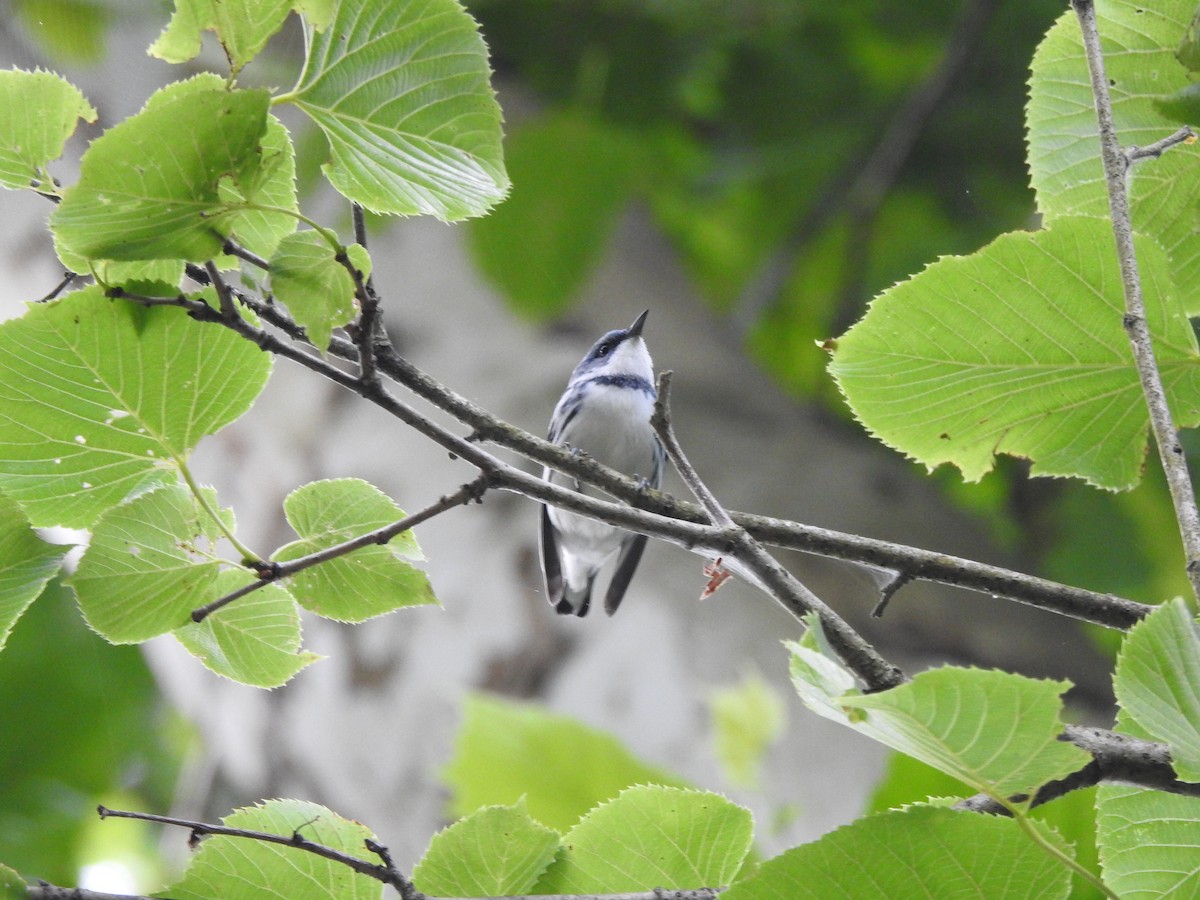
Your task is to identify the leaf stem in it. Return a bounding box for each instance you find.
[177,457,262,565]
[1072,0,1200,604]
[1007,803,1119,899]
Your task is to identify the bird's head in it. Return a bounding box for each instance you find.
[570,309,654,385]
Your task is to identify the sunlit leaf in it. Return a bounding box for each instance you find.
[0,69,96,191]
[413,802,560,897]
[274,478,436,622]
[268,230,356,350]
[535,786,753,894]
[788,623,1088,799]
[163,799,381,900]
[1028,1,1200,312]
[150,0,294,72]
[0,289,271,528]
[288,0,508,219]
[724,805,1070,899]
[175,571,321,688]
[1114,597,1200,781]
[1097,784,1200,897]
[70,484,228,643]
[51,85,269,261]
[829,217,1200,489]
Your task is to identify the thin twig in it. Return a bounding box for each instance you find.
[652,372,905,692]
[82,806,722,900]
[956,725,1200,814]
[191,476,490,622]
[204,261,237,320]
[348,202,383,386]
[37,271,80,303]
[1126,126,1194,165]
[96,805,397,884]
[222,238,270,270]
[1073,0,1200,603]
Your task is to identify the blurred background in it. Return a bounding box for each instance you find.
[0,0,1184,892]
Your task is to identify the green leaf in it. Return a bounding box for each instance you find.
[0,491,67,652]
[1027,1,1200,312]
[535,786,753,894]
[1097,784,1200,897]
[150,0,295,72]
[0,69,96,191]
[0,863,24,899]
[1155,82,1200,126]
[51,86,270,261]
[0,578,168,885]
[865,752,1103,895]
[175,571,321,688]
[13,0,110,63]
[788,628,1088,799]
[467,113,637,316]
[163,799,381,900]
[828,217,1200,490]
[269,231,356,350]
[0,288,271,528]
[70,484,227,643]
[274,478,436,622]
[710,669,786,790]
[443,693,690,831]
[221,112,299,261]
[1179,2,1200,72]
[1114,598,1200,781]
[288,0,508,220]
[723,805,1071,900]
[413,802,560,897]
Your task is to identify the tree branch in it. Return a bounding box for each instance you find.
[347,202,384,387]
[163,274,1156,632]
[65,807,724,900]
[96,805,410,893]
[652,372,904,691]
[1073,0,1200,602]
[222,238,269,271]
[1126,126,1194,165]
[956,724,1200,815]
[191,475,491,622]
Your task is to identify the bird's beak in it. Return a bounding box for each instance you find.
[628,309,649,337]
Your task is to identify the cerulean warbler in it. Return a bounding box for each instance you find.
[540,309,664,616]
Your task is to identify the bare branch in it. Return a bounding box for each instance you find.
[652,372,905,692]
[77,807,723,900]
[956,725,1200,815]
[1073,0,1200,602]
[348,202,384,387]
[191,475,491,622]
[163,287,1154,632]
[96,805,402,887]
[1126,126,1195,165]
[204,261,237,320]
[222,238,270,271]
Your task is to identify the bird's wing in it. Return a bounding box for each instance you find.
[539,504,565,609]
[604,531,649,616]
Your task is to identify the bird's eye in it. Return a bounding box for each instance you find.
[596,340,614,357]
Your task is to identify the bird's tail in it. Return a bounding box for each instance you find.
[554,575,594,617]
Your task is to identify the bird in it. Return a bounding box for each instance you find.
[540,309,665,617]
